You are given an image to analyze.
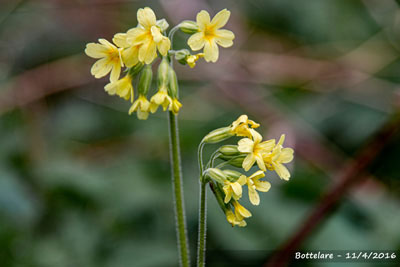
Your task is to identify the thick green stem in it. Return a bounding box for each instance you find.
[168,112,190,267]
[197,180,207,267]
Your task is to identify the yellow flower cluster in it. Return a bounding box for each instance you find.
[204,115,294,227]
[85,7,235,119]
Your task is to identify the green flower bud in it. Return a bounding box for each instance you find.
[222,169,242,182]
[205,168,227,184]
[128,62,144,77]
[174,49,191,65]
[179,20,199,34]
[202,127,234,144]
[156,19,169,32]
[222,155,246,168]
[137,64,153,96]
[219,145,240,156]
[167,66,179,98]
[157,58,169,89]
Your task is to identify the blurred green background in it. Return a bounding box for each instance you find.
[1,0,400,266]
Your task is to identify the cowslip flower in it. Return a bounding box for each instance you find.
[188,9,235,62]
[226,210,246,227]
[127,7,171,64]
[230,114,260,138]
[104,75,134,102]
[222,175,246,203]
[238,129,275,171]
[85,39,124,82]
[242,171,271,205]
[263,134,294,181]
[129,95,150,120]
[169,98,182,114]
[186,53,204,68]
[150,88,172,113]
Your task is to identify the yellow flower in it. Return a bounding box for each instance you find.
[263,134,294,181]
[127,7,171,64]
[129,95,150,120]
[150,87,172,113]
[226,210,246,227]
[112,33,140,68]
[188,9,235,62]
[222,175,246,203]
[237,129,275,171]
[230,114,260,138]
[243,171,271,206]
[169,98,182,115]
[85,38,124,82]
[186,53,204,68]
[104,75,134,102]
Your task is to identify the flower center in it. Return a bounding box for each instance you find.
[204,25,216,40]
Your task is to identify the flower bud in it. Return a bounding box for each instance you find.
[167,66,179,98]
[224,155,246,168]
[157,58,169,89]
[205,168,227,184]
[179,20,199,34]
[219,145,240,156]
[137,64,153,96]
[174,49,191,65]
[202,127,234,144]
[128,62,144,77]
[156,19,169,32]
[222,169,242,182]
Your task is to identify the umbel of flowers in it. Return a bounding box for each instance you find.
[84,7,234,120]
[199,115,294,227]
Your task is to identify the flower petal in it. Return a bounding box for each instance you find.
[137,7,156,29]
[85,43,108,58]
[238,138,254,153]
[91,58,112,78]
[242,154,255,171]
[122,46,140,67]
[231,182,242,197]
[278,148,294,163]
[215,29,234,47]
[113,33,129,48]
[204,40,219,62]
[157,36,171,56]
[224,189,232,203]
[196,10,211,30]
[248,186,260,205]
[139,41,157,64]
[188,32,205,51]
[273,162,290,181]
[109,63,121,82]
[254,180,271,192]
[255,155,266,171]
[211,9,231,29]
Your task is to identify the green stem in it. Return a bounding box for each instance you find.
[197,180,207,267]
[197,142,207,267]
[168,111,190,267]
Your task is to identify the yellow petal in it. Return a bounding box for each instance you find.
[137,109,149,120]
[255,155,266,171]
[204,40,219,62]
[249,170,265,181]
[224,189,232,203]
[122,46,140,67]
[211,9,231,29]
[237,138,254,153]
[188,32,205,51]
[237,175,247,185]
[137,7,156,29]
[242,154,255,171]
[85,43,108,58]
[196,10,211,30]
[250,129,262,143]
[127,28,148,46]
[254,181,271,192]
[91,58,112,78]
[277,134,286,146]
[139,41,157,64]
[151,26,163,43]
[273,162,290,181]
[230,182,242,197]
[215,29,234,47]
[157,36,171,56]
[109,63,121,82]
[278,148,294,163]
[98,38,115,49]
[234,202,251,218]
[258,139,275,152]
[113,33,129,48]
[248,186,260,205]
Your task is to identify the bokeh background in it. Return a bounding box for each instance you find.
[1,0,400,266]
